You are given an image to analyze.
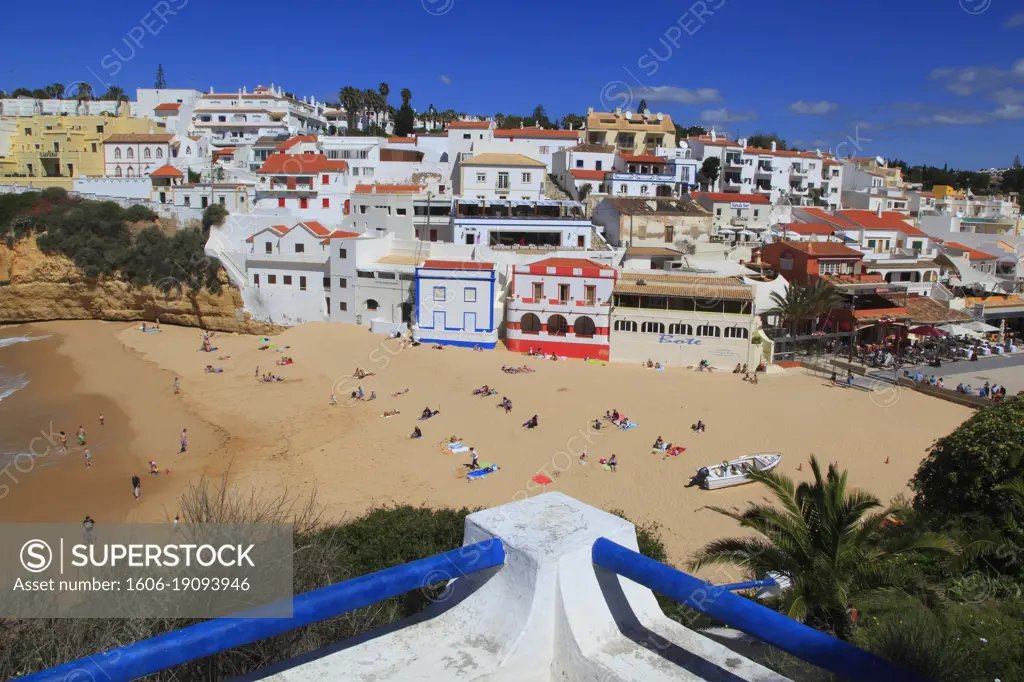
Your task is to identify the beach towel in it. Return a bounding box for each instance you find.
[381,413,398,419]
[259,337,271,342]
[655,367,665,372]
[206,368,223,373]
[620,422,639,431]
[587,359,606,366]
[601,464,612,472]
[449,445,469,454]
[467,464,499,481]
[667,447,686,456]
[142,328,161,333]
[532,474,553,486]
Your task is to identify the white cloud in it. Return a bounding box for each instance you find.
[1005,13,1024,28]
[1015,58,1024,76]
[917,110,988,125]
[787,100,839,115]
[700,108,758,123]
[634,86,722,105]
[993,104,1024,119]
[993,88,1024,104]
[930,61,1024,96]
[439,75,452,85]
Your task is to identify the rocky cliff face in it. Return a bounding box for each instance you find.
[0,237,278,334]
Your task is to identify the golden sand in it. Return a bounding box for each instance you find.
[2,321,972,578]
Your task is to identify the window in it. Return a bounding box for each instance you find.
[323,198,330,208]
[295,244,305,253]
[614,319,637,332]
[339,301,347,311]
[299,276,307,291]
[558,283,570,303]
[819,261,849,275]
[283,275,292,285]
[323,277,330,289]
[584,285,596,306]
[779,254,793,271]
[397,208,406,215]
[640,185,648,194]
[754,210,759,217]
[531,282,543,301]
[463,134,471,139]
[300,198,308,209]
[574,316,597,337]
[576,159,584,168]
[595,160,603,170]
[253,274,260,286]
[114,148,122,159]
[539,146,549,155]
[378,272,396,280]
[218,116,226,122]
[716,208,722,216]
[24,128,32,136]
[127,148,134,159]
[277,197,286,208]
[115,167,122,177]
[96,125,104,134]
[156,148,163,158]
[339,277,347,288]
[619,185,628,194]
[464,288,477,302]
[201,197,208,208]
[665,226,675,243]
[357,270,375,279]
[91,143,97,153]
[911,241,923,251]
[641,321,665,334]
[268,274,277,284]
[144,148,151,159]
[476,173,487,183]
[127,167,135,177]
[867,239,876,249]
[497,172,510,189]
[522,172,531,183]
[218,196,225,206]
[339,248,347,259]
[322,174,330,185]
[724,327,749,339]
[365,299,379,311]
[547,315,568,336]
[668,323,692,335]
[264,241,273,254]
[520,312,541,333]
[183,196,190,206]
[696,324,721,337]
[433,286,446,301]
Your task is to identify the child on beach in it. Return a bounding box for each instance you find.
[180,429,188,454]
[59,431,68,452]
[99,414,104,427]
[469,448,480,470]
[83,449,92,467]
[132,474,141,500]
[579,449,588,464]
[76,426,86,447]
[173,377,180,395]
[608,454,617,472]
[411,426,422,439]
[330,394,338,405]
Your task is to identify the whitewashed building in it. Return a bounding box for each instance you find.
[254,151,350,222]
[451,199,592,249]
[194,85,327,147]
[691,192,774,236]
[245,221,336,324]
[505,257,617,359]
[484,128,581,171]
[456,153,546,201]
[413,260,499,349]
[552,143,616,200]
[591,197,711,249]
[103,133,175,178]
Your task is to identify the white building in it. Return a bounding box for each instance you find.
[350,183,452,242]
[687,135,841,208]
[691,192,774,236]
[506,257,617,359]
[552,143,616,200]
[245,221,335,323]
[254,151,350,222]
[451,199,592,250]
[194,85,327,147]
[605,153,696,198]
[484,127,581,171]
[136,88,203,137]
[413,260,499,349]
[591,197,711,250]
[456,153,546,201]
[0,97,131,117]
[609,272,762,369]
[103,133,175,178]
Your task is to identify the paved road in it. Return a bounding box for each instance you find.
[870,352,1024,394]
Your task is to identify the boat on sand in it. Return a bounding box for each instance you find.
[693,453,782,490]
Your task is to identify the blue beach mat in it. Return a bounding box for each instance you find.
[467,464,499,480]
[621,422,639,431]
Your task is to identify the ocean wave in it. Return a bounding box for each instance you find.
[0,373,29,401]
[0,335,50,349]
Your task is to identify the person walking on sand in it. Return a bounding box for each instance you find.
[83,449,92,468]
[132,474,141,500]
[173,377,180,395]
[469,447,480,470]
[180,429,188,453]
[255,366,259,378]
[99,414,104,427]
[59,431,68,453]
[76,425,86,447]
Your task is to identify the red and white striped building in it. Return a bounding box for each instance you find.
[505,257,617,359]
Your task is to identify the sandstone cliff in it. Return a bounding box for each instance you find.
[0,236,278,334]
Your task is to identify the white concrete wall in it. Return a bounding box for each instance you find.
[610,308,758,369]
[73,177,151,199]
[460,164,543,201]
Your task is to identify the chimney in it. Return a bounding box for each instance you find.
[209,86,214,94]
[242,86,247,94]
[876,204,883,218]
[771,141,777,152]
[520,121,524,129]
[711,129,717,142]
[615,107,621,115]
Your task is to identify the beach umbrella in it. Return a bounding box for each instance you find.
[910,325,947,337]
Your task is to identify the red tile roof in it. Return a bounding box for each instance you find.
[943,241,998,260]
[154,102,182,112]
[212,147,237,156]
[570,169,607,180]
[618,153,665,164]
[387,137,416,143]
[447,121,491,130]
[777,240,865,257]
[798,207,859,228]
[422,260,494,270]
[149,164,183,178]
[244,225,289,243]
[493,128,579,139]
[276,135,318,151]
[838,210,926,235]
[353,184,424,194]
[297,220,330,237]
[320,230,362,242]
[692,192,770,205]
[525,257,608,270]
[258,153,348,174]
[779,222,836,235]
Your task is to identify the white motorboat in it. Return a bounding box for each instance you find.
[694,453,782,490]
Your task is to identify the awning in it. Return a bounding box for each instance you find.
[718,228,736,235]
[536,199,560,207]
[962,320,1000,333]
[737,230,755,238]
[510,200,533,206]
[458,198,483,205]
[939,324,984,338]
[563,200,584,208]
[486,199,509,206]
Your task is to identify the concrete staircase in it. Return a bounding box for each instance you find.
[544,173,571,201]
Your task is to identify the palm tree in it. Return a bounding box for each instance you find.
[364,88,379,130]
[339,86,360,133]
[689,456,955,640]
[768,284,812,338]
[805,279,844,333]
[101,85,127,102]
[46,83,65,99]
[378,82,390,124]
[74,82,93,100]
[400,88,412,107]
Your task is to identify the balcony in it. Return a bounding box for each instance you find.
[268,183,315,193]
[789,185,807,195]
[755,184,773,194]
[725,156,744,168]
[730,216,749,226]
[495,182,511,194]
[756,164,773,175]
[790,166,807,177]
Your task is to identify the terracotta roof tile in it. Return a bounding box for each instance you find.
[258,153,348,174]
[942,241,998,260]
[570,169,607,180]
[104,133,174,143]
[353,184,424,194]
[779,222,837,235]
[447,121,491,130]
[525,257,609,270]
[154,102,182,112]
[461,153,545,167]
[421,260,494,270]
[276,135,318,151]
[320,230,362,242]
[618,153,666,164]
[149,164,183,178]
[614,273,752,301]
[775,240,865,257]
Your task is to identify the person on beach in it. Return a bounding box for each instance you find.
[330,394,338,405]
[132,474,141,500]
[76,426,86,447]
[411,426,422,439]
[173,514,180,532]
[173,377,180,395]
[469,447,480,470]
[180,429,188,453]
[83,449,92,467]
[523,415,539,429]
[830,371,837,386]
[59,431,68,452]
[579,449,588,464]
[82,516,95,532]
[99,414,104,427]
[255,366,260,378]
[608,454,617,472]
[383,409,400,417]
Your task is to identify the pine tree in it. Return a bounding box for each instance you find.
[155,64,167,89]
[638,98,648,113]
[1014,154,1021,169]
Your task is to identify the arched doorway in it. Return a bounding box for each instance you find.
[365,299,379,312]
[520,312,541,333]
[547,314,568,336]
[657,184,673,197]
[574,316,596,337]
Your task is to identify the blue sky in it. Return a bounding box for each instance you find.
[5,0,1023,170]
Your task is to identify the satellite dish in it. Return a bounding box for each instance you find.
[678,140,689,149]
[657,113,664,121]
[875,155,885,166]
[625,111,633,120]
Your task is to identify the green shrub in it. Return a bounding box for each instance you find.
[124,204,158,222]
[39,186,67,201]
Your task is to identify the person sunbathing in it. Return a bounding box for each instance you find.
[523,415,539,429]
[383,409,400,417]
[473,385,491,396]
[655,362,662,370]
[392,388,409,397]
[204,365,223,373]
[433,344,444,350]
[593,419,602,431]
[733,363,742,373]
[519,365,535,373]
[653,437,665,450]
[611,409,620,422]
[646,359,654,368]
[411,426,422,439]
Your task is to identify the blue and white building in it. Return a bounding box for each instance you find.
[413,260,499,349]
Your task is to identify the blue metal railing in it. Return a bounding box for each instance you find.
[718,577,777,592]
[20,540,505,682]
[592,538,930,682]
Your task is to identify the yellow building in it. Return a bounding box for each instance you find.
[0,109,162,189]
[585,108,676,153]
[930,184,964,200]
[849,157,904,189]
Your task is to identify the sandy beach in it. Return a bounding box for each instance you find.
[0,320,973,576]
